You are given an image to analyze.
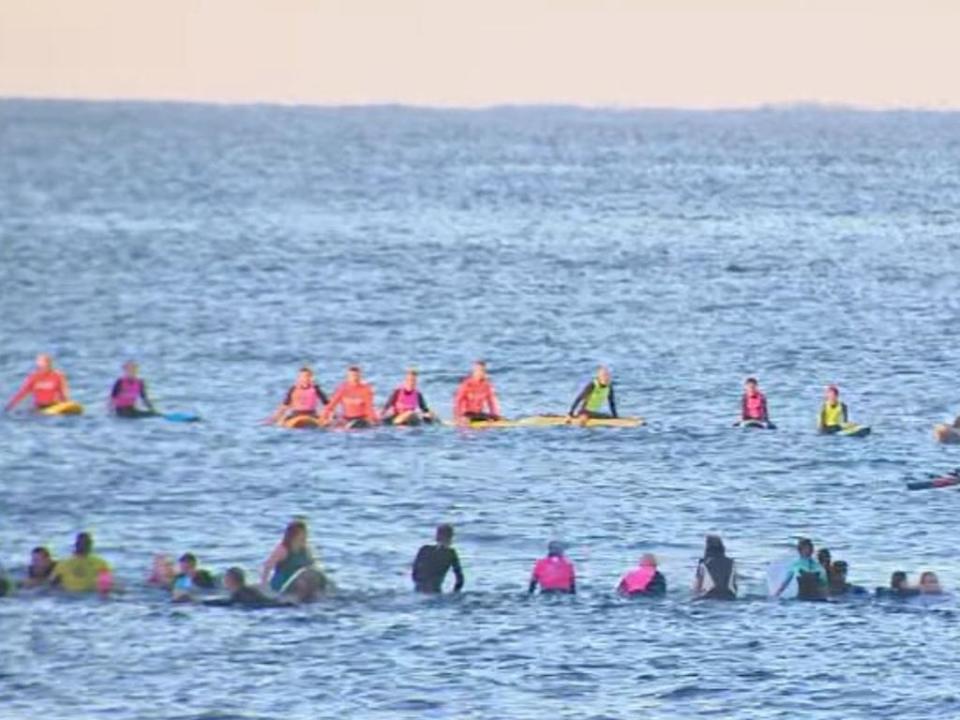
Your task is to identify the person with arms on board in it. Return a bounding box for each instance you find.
[692,535,738,600]
[270,366,329,425]
[827,560,867,597]
[381,368,435,425]
[528,541,576,595]
[110,361,157,418]
[817,385,849,434]
[453,361,501,423]
[5,353,71,412]
[261,520,319,593]
[568,366,618,421]
[321,365,378,428]
[412,523,464,594]
[171,552,217,600]
[50,532,113,594]
[737,377,774,428]
[204,567,292,608]
[773,538,827,601]
[618,554,667,597]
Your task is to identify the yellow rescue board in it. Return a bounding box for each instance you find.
[39,401,84,416]
[465,415,645,429]
[282,415,324,429]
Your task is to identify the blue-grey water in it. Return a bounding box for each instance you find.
[2,101,960,720]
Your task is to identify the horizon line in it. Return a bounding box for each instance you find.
[3,94,960,115]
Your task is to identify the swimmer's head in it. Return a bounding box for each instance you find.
[436,523,454,545]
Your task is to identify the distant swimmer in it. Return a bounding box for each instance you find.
[618,553,667,597]
[773,538,827,601]
[321,365,378,428]
[817,385,849,433]
[568,366,618,420]
[528,541,576,595]
[171,552,217,600]
[693,535,737,600]
[50,532,113,594]
[918,571,944,595]
[827,560,867,597]
[270,367,330,425]
[876,571,921,599]
[737,377,774,427]
[19,546,57,589]
[261,520,319,593]
[5,354,70,412]
[412,523,464,594]
[381,369,435,426]
[453,361,501,423]
[204,567,291,609]
[110,361,157,418]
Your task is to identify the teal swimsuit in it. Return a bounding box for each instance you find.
[270,548,313,592]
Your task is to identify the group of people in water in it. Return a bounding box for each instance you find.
[0,522,946,606]
[5,353,879,432]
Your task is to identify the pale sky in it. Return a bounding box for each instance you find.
[1,0,958,109]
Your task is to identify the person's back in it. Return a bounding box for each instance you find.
[619,554,666,597]
[412,524,464,593]
[792,557,827,601]
[529,542,576,594]
[697,555,737,600]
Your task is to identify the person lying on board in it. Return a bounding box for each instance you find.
[568,366,618,419]
[381,368,435,425]
[5,353,71,412]
[270,366,330,425]
[110,361,157,418]
[817,384,849,433]
[321,365,379,428]
[203,567,292,609]
[453,361,501,423]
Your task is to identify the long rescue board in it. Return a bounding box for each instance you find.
[464,415,645,429]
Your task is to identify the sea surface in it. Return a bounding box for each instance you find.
[2,100,960,720]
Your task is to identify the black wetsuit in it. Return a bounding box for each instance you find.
[696,556,737,600]
[568,381,618,418]
[412,544,464,593]
[204,585,290,608]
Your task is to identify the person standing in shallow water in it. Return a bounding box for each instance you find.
[693,535,737,600]
[412,523,464,594]
[528,541,576,595]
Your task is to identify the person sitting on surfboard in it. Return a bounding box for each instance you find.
[5,353,71,412]
[738,377,772,426]
[110,361,157,418]
[453,361,501,423]
[528,541,576,595]
[693,535,737,600]
[270,366,330,424]
[817,385,849,433]
[617,554,666,597]
[773,538,827,601]
[381,369,434,425]
[568,366,618,419]
[321,365,379,427]
[261,520,319,593]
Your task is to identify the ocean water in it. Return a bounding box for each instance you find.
[2,100,960,720]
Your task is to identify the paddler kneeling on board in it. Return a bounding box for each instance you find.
[269,366,330,425]
[453,360,502,424]
[817,384,849,434]
[737,377,774,428]
[4,353,71,413]
[381,368,435,425]
[110,361,157,418]
[321,365,379,428]
[568,366,617,423]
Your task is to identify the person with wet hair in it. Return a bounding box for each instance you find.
[412,523,464,593]
[774,538,827,601]
[693,535,737,600]
[204,568,291,608]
